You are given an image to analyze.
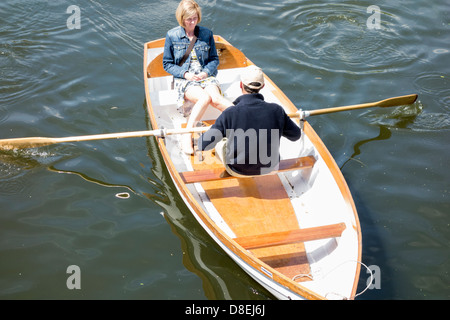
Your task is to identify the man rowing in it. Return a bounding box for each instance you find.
[198,65,301,177]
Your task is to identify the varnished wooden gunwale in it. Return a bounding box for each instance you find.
[143,36,362,299]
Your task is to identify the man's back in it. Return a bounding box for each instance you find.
[199,93,301,175]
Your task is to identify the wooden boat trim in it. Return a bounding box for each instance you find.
[143,36,362,300]
[234,222,346,250]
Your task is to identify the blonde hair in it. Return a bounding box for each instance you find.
[176,0,202,28]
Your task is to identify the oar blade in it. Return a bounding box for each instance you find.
[379,94,418,108]
[378,94,418,108]
[0,137,58,151]
[0,127,209,151]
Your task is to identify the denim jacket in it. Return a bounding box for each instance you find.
[163,25,219,79]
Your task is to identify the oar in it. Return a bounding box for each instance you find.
[289,94,418,119]
[0,126,210,151]
[0,94,417,151]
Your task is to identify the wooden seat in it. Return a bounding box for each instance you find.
[147,54,170,78]
[179,155,316,184]
[234,223,346,250]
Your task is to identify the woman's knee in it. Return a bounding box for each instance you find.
[199,91,212,105]
[209,93,221,106]
[206,86,229,109]
[186,89,211,105]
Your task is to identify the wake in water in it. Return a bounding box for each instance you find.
[0,145,137,199]
[367,70,450,131]
[0,146,76,195]
[365,100,450,132]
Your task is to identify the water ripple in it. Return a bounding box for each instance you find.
[1,0,449,300]
[279,3,423,75]
[410,112,450,132]
[366,101,450,132]
[0,147,75,195]
[0,105,10,125]
[414,72,450,111]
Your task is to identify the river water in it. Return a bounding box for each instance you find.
[0,0,448,300]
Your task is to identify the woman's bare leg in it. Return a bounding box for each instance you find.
[205,85,233,111]
[182,86,212,154]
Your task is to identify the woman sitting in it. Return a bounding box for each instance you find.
[163,0,232,154]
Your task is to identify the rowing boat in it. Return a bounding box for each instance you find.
[143,36,362,300]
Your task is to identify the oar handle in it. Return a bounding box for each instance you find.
[0,126,211,150]
[54,126,210,142]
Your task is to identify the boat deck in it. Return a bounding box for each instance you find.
[190,138,312,282]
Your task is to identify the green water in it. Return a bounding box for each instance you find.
[0,0,448,299]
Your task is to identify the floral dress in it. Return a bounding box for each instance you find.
[174,49,220,111]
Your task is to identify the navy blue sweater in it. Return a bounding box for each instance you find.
[198,93,301,175]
